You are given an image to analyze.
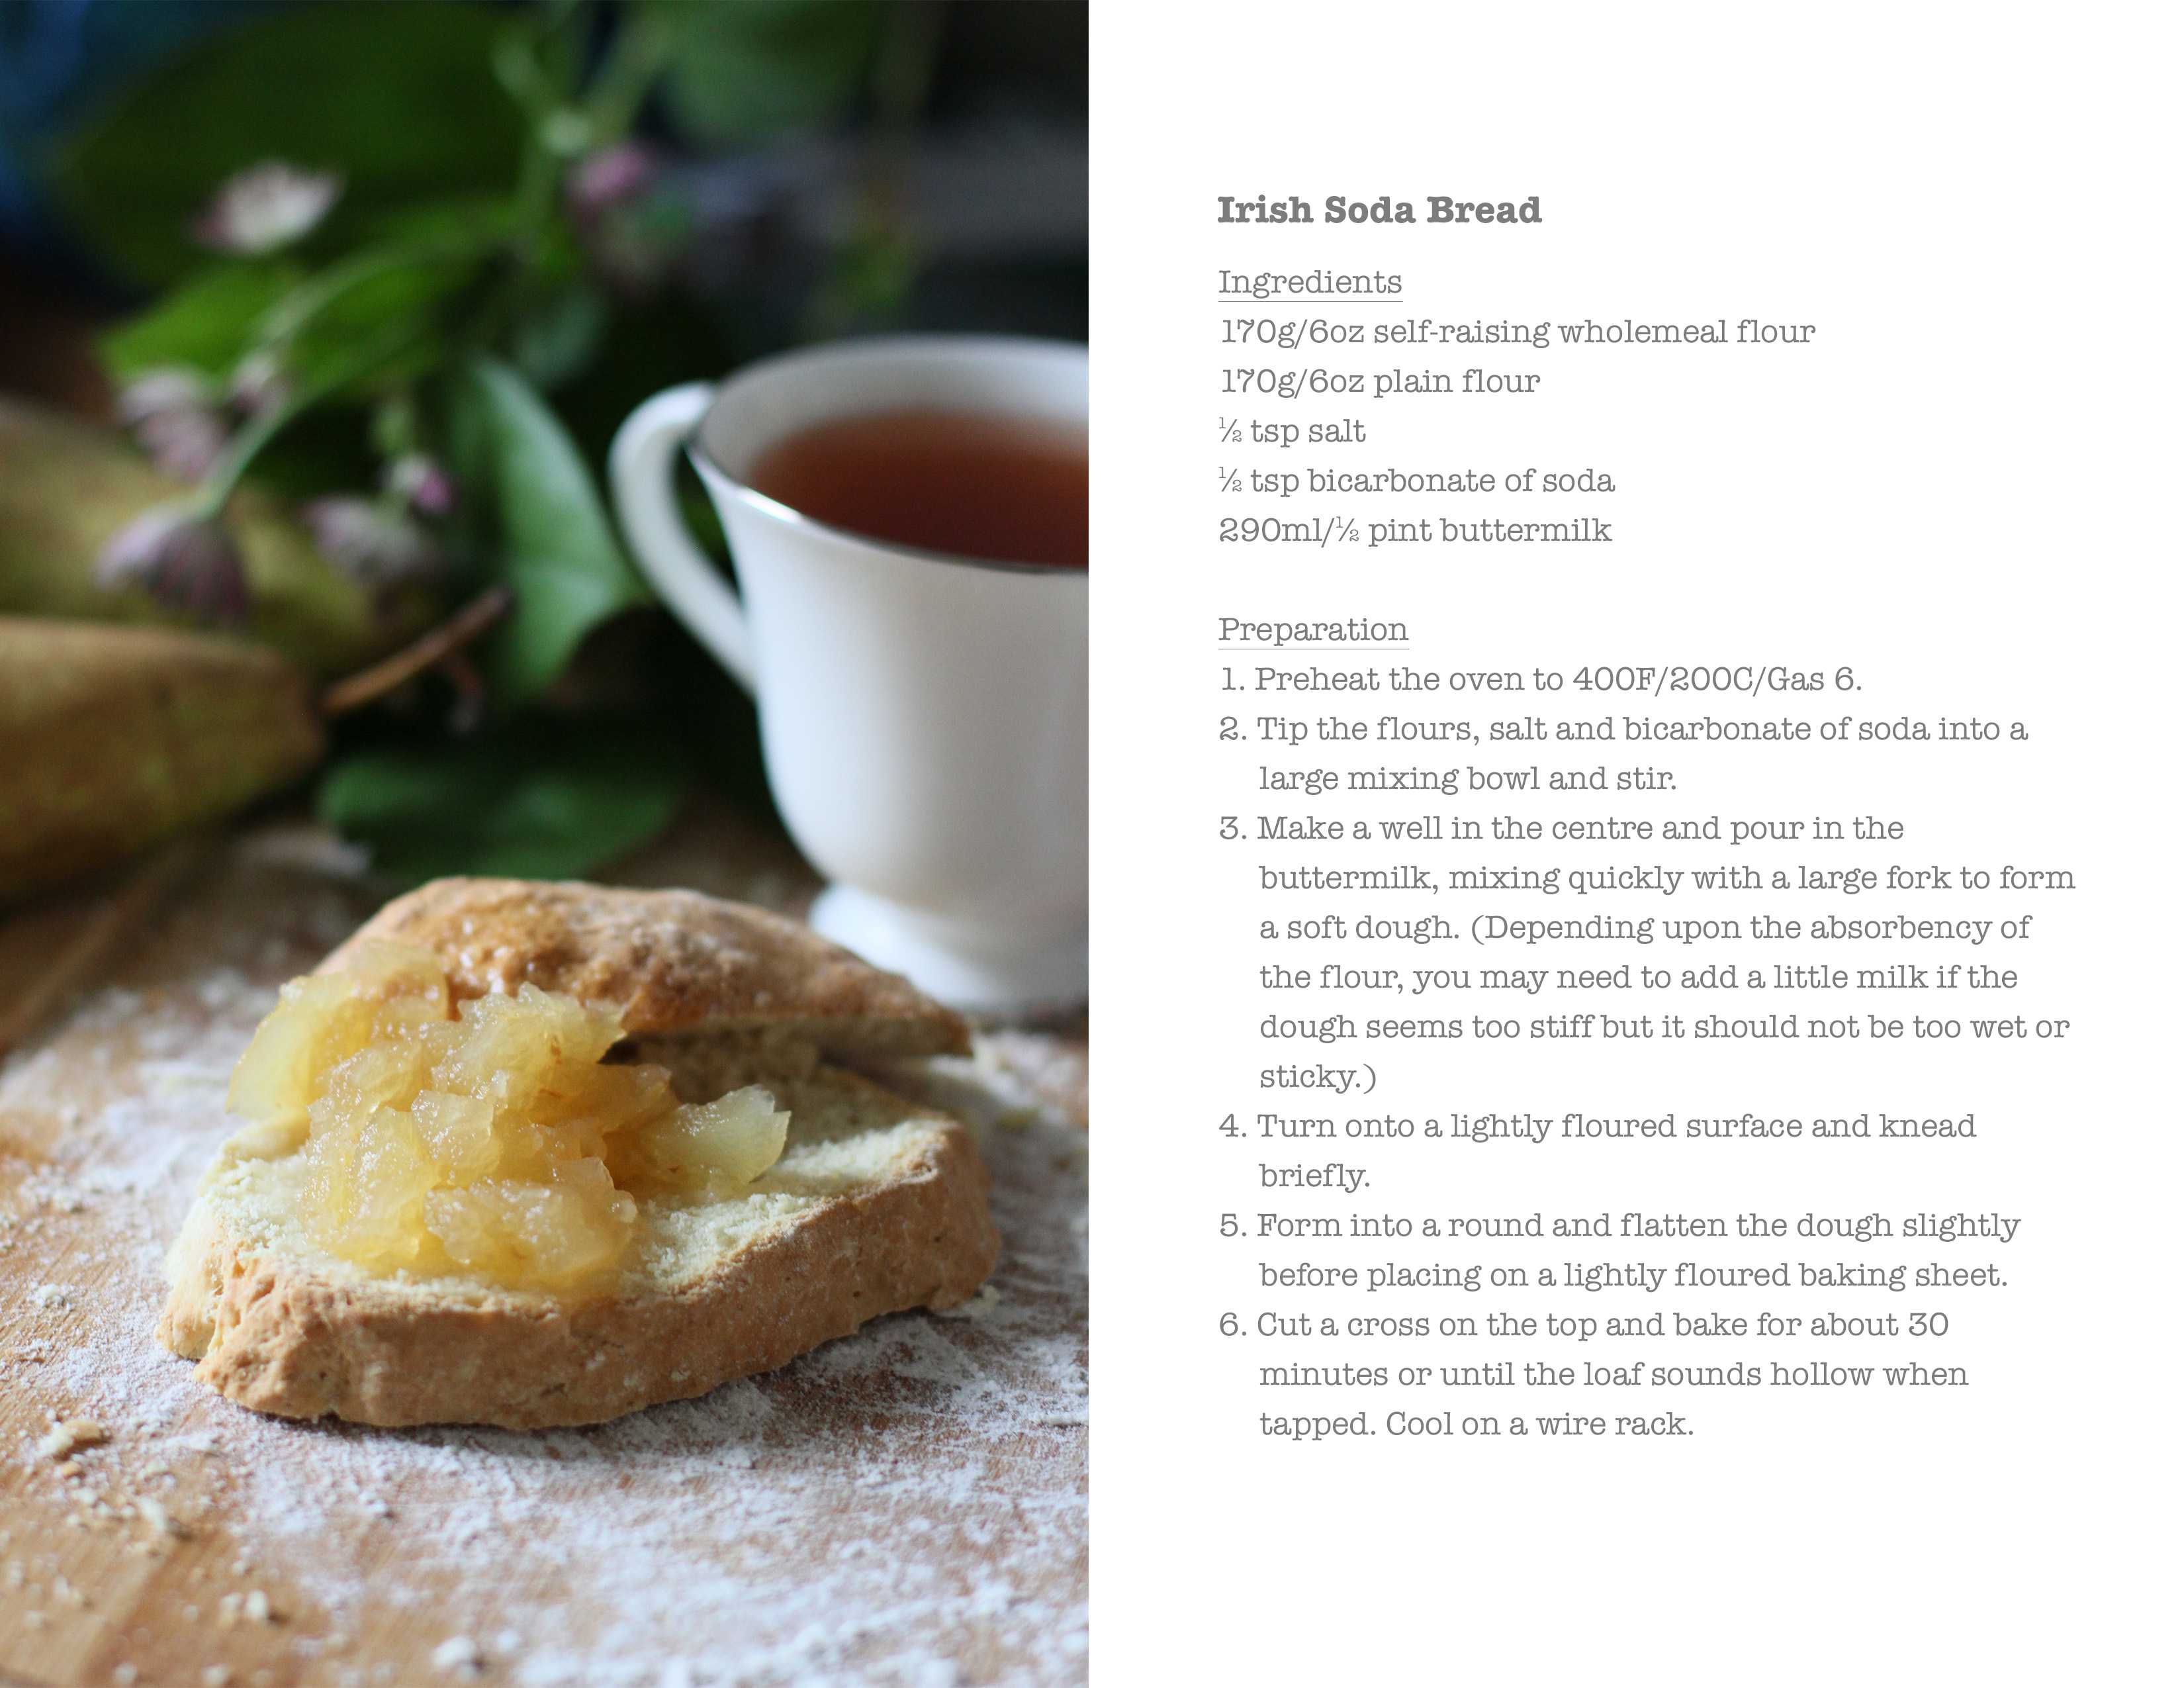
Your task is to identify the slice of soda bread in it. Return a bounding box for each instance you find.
[158,879,998,1429]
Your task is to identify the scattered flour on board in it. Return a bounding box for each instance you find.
[0,972,1089,1687]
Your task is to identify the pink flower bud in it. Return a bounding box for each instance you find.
[96,506,251,625]
[300,496,443,586]
[383,453,458,518]
[131,407,230,481]
[194,162,343,256]
[114,367,216,424]
[228,350,293,416]
[567,142,659,223]
[115,369,230,480]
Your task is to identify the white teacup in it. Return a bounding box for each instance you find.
[608,336,1087,1014]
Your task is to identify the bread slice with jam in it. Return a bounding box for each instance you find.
[158,878,998,1430]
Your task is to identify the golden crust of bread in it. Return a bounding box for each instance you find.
[316,878,970,1062]
[158,1103,998,1430]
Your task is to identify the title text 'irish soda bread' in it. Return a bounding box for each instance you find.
[158,879,999,1429]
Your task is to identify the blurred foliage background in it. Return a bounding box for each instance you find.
[0,0,1085,898]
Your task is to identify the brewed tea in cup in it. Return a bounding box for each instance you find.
[745,408,1086,570]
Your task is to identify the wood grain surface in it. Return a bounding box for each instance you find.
[0,813,1088,1688]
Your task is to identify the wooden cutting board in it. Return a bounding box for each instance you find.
[0,814,1087,1688]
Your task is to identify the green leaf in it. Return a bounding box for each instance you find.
[371,195,522,250]
[48,4,524,291]
[100,262,302,382]
[318,718,688,885]
[645,0,885,147]
[459,355,648,702]
[277,247,485,396]
[510,281,610,391]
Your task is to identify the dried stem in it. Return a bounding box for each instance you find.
[320,586,514,717]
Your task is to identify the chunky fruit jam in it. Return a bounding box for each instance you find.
[226,941,788,1289]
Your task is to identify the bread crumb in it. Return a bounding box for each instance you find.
[113,1666,138,1686]
[183,1603,200,1621]
[202,1668,231,1688]
[218,1591,243,1626]
[136,1495,189,1538]
[29,1284,68,1309]
[24,1609,44,1628]
[244,1588,275,1623]
[431,1634,484,1675]
[39,1419,107,1458]
[937,1284,1001,1320]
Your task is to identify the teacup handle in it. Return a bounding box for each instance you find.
[608,383,756,692]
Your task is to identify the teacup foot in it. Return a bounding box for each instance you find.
[809,886,1086,1017]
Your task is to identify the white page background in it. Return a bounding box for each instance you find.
[1090,6,2176,1681]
